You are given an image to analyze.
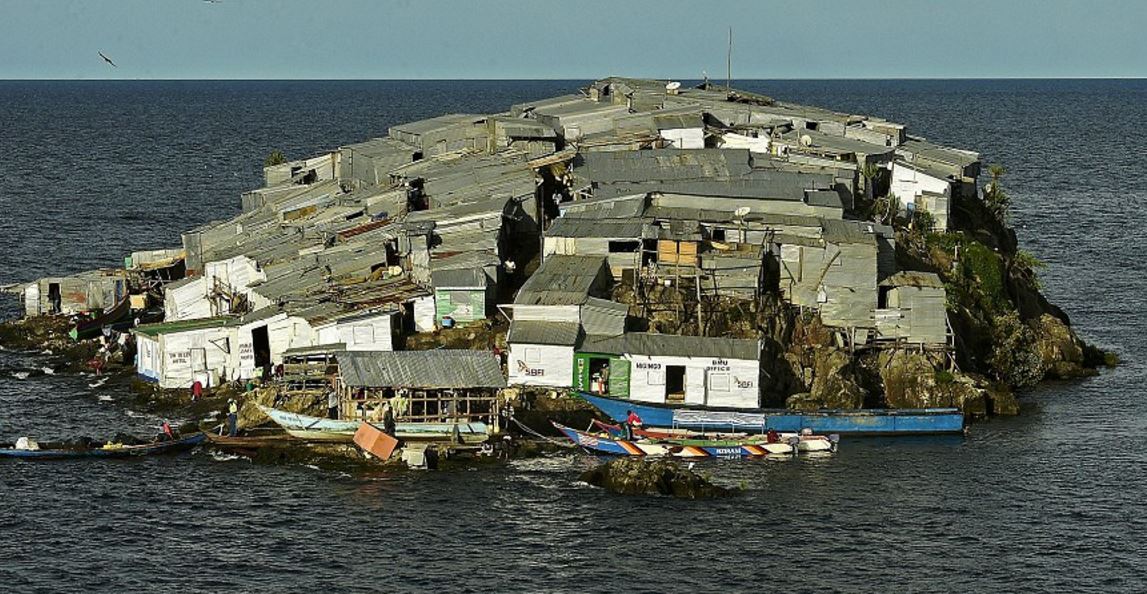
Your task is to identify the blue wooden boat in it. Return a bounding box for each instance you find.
[0,432,206,459]
[574,392,965,435]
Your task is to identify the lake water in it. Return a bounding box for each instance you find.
[0,80,1144,592]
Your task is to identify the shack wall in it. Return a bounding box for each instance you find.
[621,353,759,408]
[508,343,573,388]
[136,334,161,383]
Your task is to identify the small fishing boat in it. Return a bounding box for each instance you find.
[553,422,797,459]
[257,405,489,443]
[0,432,205,459]
[575,391,965,436]
[69,297,132,341]
[591,420,838,453]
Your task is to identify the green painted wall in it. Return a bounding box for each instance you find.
[435,289,486,323]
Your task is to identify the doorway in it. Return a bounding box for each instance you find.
[588,357,611,395]
[665,365,686,403]
[47,283,61,313]
[251,325,271,370]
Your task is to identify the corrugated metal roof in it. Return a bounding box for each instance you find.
[574,148,753,185]
[337,350,506,389]
[898,138,980,167]
[508,320,581,346]
[514,255,607,306]
[805,189,844,208]
[389,114,485,137]
[431,267,488,289]
[580,332,760,360]
[821,219,877,245]
[778,129,895,156]
[546,217,648,239]
[581,298,628,337]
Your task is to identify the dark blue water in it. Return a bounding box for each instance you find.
[1,80,1144,593]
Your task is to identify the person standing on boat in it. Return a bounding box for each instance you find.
[625,409,643,441]
[227,398,239,437]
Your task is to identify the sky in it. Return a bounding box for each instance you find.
[1,0,1144,79]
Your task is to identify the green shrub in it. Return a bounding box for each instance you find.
[961,241,1008,313]
[264,150,288,167]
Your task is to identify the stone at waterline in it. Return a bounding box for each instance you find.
[579,457,738,499]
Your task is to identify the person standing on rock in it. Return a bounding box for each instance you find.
[191,379,203,403]
[227,398,239,437]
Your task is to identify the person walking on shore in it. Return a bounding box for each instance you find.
[227,398,239,437]
[191,379,203,402]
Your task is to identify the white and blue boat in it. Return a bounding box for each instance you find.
[574,392,965,436]
[258,404,489,443]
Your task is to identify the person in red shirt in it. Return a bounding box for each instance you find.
[625,409,643,441]
[191,380,203,402]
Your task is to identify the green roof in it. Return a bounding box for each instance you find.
[132,317,237,337]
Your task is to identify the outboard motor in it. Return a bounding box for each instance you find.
[786,435,800,456]
[828,434,841,452]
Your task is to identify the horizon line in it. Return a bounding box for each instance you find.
[2,76,1146,82]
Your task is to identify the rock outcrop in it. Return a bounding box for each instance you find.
[579,457,737,499]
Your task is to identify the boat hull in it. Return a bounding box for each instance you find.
[575,392,964,435]
[258,405,489,443]
[0,433,205,459]
[70,297,132,341]
[553,422,795,459]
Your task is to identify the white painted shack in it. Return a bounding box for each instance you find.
[506,320,580,388]
[134,317,239,389]
[890,160,954,230]
[577,333,761,408]
[504,255,614,388]
[163,277,210,322]
[134,308,287,388]
[299,305,400,352]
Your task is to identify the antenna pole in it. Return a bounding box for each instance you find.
[726,26,733,93]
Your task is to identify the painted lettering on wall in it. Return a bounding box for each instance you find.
[516,359,545,377]
[635,362,661,370]
[704,358,731,373]
[167,350,191,366]
[237,342,255,364]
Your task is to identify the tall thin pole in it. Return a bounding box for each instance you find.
[726,26,733,93]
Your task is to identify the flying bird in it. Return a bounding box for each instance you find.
[98,51,117,68]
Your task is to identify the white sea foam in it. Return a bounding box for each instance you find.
[11,371,30,380]
[40,367,55,375]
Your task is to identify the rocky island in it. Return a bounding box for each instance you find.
[0,77,1112,450]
